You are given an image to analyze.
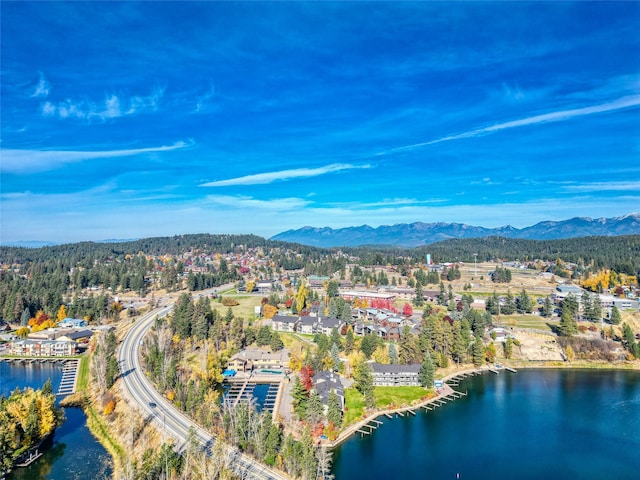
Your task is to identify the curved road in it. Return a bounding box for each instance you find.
[118,303,289,480]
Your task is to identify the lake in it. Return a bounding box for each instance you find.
[1,361,113,480]
[332,368,640,479]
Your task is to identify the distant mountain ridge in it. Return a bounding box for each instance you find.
[271,213,640,247]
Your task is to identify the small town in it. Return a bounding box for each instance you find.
[1,234,639,478]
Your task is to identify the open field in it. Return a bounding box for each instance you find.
[497,314,559,332]
[344,385,432,426]
[212,294,262,320]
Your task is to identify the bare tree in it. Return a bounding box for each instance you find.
[90,332,109,392]
[316,446,334,480]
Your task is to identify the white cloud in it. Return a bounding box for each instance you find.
[40,87,164,121]
[200,163,370,187]
[1,141,192,174]
[379,94,640,155]
[204,195,311,210]
[30,72,50,98]
[195,85,216,112]
[561,181,640,192]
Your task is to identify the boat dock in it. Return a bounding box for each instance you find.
[223,377,281,414]
[57,359,79,396]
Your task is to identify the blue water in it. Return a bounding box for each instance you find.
[332,369,640,479]
[222,382,278,412]
[1,361,113,479]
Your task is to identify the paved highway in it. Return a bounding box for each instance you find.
[118,302,289,480]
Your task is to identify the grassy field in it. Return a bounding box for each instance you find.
[212,294,262,321]
[344,385,432,426]
[76,355,90,392]
[497,314,560,332]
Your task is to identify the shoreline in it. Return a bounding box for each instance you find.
[323,359,640,449]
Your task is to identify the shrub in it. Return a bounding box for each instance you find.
[222,297,239,306]
[103,400,116,415]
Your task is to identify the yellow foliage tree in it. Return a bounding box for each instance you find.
[581,269,611,292]
[295,281,309,312]
[262,304,278,319]
[245,280,256,293]
[16,327,30,338]
[56,305,67,323]
[372,344,390,364]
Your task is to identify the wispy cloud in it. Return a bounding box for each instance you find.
[204,195,311,210]
[378,94,640,155]
[41,86,164,121]
[199,163,370,187]
[30,71,50,98]
[561,181,640,192]
[1,141,192,174]
[195,84,216,112]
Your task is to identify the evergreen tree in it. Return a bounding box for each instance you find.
[388,342,398,364]
[414,282,424,307]
[291,376,309,419]
[344,328,355,354]
[516,289,533,314]
[418,351,435,387]
[559,308,578,336]
[330,342,341,372]
[339,302,352,322]
[502,291,516,315]
[353,360,375,409]
[330,327,342,349]
[327,389,343,428]
[472,335,485,366]
[20,307,31,326]
[610,306,622,325]
[541,296,554,317]
[270,331,284,351]
[305,389,324,425]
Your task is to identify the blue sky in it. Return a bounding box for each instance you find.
[1,1,639,244]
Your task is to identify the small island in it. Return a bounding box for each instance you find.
[0,379,65,476]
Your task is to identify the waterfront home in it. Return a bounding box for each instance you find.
[227,347,290,373]
[370,362,422,386]
[10,339,77,357]
[312,370,345,415]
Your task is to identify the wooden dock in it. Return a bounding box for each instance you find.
[57,359,79,396]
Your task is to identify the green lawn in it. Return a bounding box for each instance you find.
[76,355,90,392]
[498,314,559,331]
[344,385,433,426]
[344,388,366,426]
[374,386,432,408]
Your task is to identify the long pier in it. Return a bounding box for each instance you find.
[57,359,80,396]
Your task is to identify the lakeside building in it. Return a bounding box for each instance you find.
[370,362,422,387]
[10,339,77,356]
[312,370,345,415]
[227,347,290,373]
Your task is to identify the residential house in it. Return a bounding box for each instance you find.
[256,280,273,294]
[312,370,345,415]
[59,318,88,328]
[370,362,422,386]
[227,347,290,373]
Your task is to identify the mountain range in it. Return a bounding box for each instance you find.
[271,213,640,248]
